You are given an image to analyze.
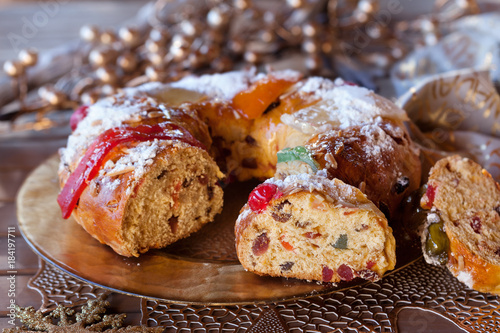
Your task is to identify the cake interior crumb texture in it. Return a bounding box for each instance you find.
[238,189,395,282]
[121,147,223,256]
[432,157,500,266]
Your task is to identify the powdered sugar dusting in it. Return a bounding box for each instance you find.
[298,76,336,93]
[266,174,357,202]
[169,68,258,101]
[457,271,474,288]
[60,89,162,169]
[169,68,301,101]
[268,69,302,82]
[126,81,165,94]
[101,139,161,181]
[261,173,383,216]
[170,70,254,101]
[359,124,395,160]
[281,77,408,135]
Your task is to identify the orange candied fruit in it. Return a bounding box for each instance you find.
[232,74,299,120]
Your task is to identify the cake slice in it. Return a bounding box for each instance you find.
[421,155,500,295]
[58,91,224,257]
[235,174,396,283]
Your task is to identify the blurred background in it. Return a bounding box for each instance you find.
[0,1,146,63]
[0,0,435,63]
[0,0,496,131]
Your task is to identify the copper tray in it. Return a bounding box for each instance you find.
[17,155,421,304]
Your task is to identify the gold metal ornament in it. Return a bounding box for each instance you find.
[100,29,118,45]
[145,39,165,53]
[79,25,100,43]
[3,60,25,77]
[145,65,163,81]
[117,52,139,73]
[18,49,38,67]
[119,26,141,48]
[89,47,116,68]
[95,66,118,85]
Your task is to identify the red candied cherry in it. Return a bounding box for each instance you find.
[70,105,89,131]
[337,264,354,281]
[248,183,283,213]
[322,265,334,282]
[421,184,436,210]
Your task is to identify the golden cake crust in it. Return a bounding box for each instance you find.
[306,120,421,217]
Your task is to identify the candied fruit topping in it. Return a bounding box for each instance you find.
[232,74,299,119]
[337,264,354,281]
[470,216,482,234]
[252,233,270,256]
[248,183,283,213]
[57,121,203,219]
[322,265,334,282]
[70,105,89,131]
[277,146,320,172]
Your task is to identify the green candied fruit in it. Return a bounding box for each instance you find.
[277,146,320,172]
[425,220,449,265]
[332,234,348,249]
